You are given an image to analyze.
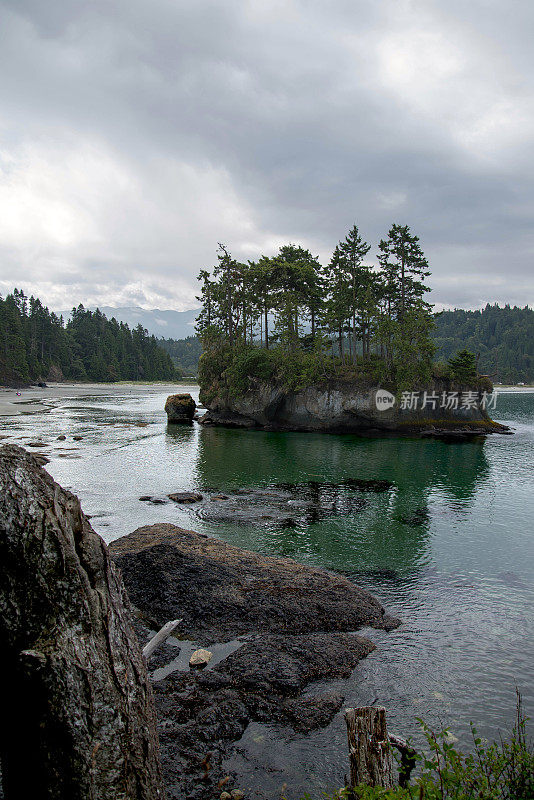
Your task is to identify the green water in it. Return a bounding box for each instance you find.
[2,387,533,799]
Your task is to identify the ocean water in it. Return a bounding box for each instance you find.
[2,386,533,798]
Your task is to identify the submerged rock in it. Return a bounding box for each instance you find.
[165,393,196,424]
[168,491,203,504]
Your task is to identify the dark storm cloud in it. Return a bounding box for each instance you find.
[0,0,532,311]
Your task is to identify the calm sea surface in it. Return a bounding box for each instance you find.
[2,386,533,798]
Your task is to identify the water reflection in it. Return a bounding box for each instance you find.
[194,427,491,576]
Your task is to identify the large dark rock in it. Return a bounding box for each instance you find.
[165,393,196,424]
[110,524,400,641]
[0,445,165,800]
[109,526,399,799]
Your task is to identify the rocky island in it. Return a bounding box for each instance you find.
[198,376,507,438]
[195,229,510,440]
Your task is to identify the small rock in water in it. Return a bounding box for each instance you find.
[231,791,245,800]
[57,435,66,441]
[210,494,229,501]
[189,648,212,669]
[168,491,203,504]
[165,393,196,424]
[73,435,83,441]
[220,793,232,800]
[28,442,46,448]
[149,498,167,505]
[33,454,50,466]
[139,496,152,502]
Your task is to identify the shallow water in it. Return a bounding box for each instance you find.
[1,386,533,798]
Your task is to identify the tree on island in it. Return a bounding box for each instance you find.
[447,348,478,382]
[195,222,438,393]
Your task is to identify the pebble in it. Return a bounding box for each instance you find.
[189,648,213,669]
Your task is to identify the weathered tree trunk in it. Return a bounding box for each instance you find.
[344,706,394,789]
[0,445,165,800]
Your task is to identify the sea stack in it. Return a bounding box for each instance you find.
[165,393,196,424]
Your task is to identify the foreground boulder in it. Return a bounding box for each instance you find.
[0,446,165,800]
[110,524,400,799]
[164,393,196,423]
[110,523,400,641]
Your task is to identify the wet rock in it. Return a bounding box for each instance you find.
[139,495,152,501]
[73,435,83,441]
[165,393,196,424]
[211,494,229,501]
[111,527,401,800]
[220,793,232,800]
[231,791,244,800]
[168,491,203,504]
[217,633,374,696]
[282,691,345,733]
[189,648,213,669]
[57,434,66,441]
[27,441,46,448]
[110,524,400,643]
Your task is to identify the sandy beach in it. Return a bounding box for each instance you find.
[0,382,197,417]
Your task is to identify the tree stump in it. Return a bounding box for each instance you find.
[344,706,394,789]
[0,445,165,799]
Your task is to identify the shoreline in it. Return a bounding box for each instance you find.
[0,380,199,417]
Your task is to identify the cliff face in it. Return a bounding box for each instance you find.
[200,379,508,438]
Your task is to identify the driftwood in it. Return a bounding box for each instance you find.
[344,706,394,789]
[143,619,182,661]
[0,445,165,799]
[389,733,418,788]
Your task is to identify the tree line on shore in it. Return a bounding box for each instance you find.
[196,223,436,391]
[0,289,178,385]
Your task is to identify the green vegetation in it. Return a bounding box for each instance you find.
[159,335,202,376]
[196,224,436,395]
[308,698,534,799]
[434,305,534,384]
[0,289,179,385]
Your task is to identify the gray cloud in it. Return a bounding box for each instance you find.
[0,0,532,312]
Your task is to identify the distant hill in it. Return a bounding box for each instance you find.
[433,304,533,384]
[159,336,202,377]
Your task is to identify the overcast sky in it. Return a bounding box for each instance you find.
[0,0,533,313]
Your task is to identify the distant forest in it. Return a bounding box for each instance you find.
[0,289,179,385]
[433,304,534,384]
[1,288,531,386]
[164,304,533,384]
[158,336,202,377]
